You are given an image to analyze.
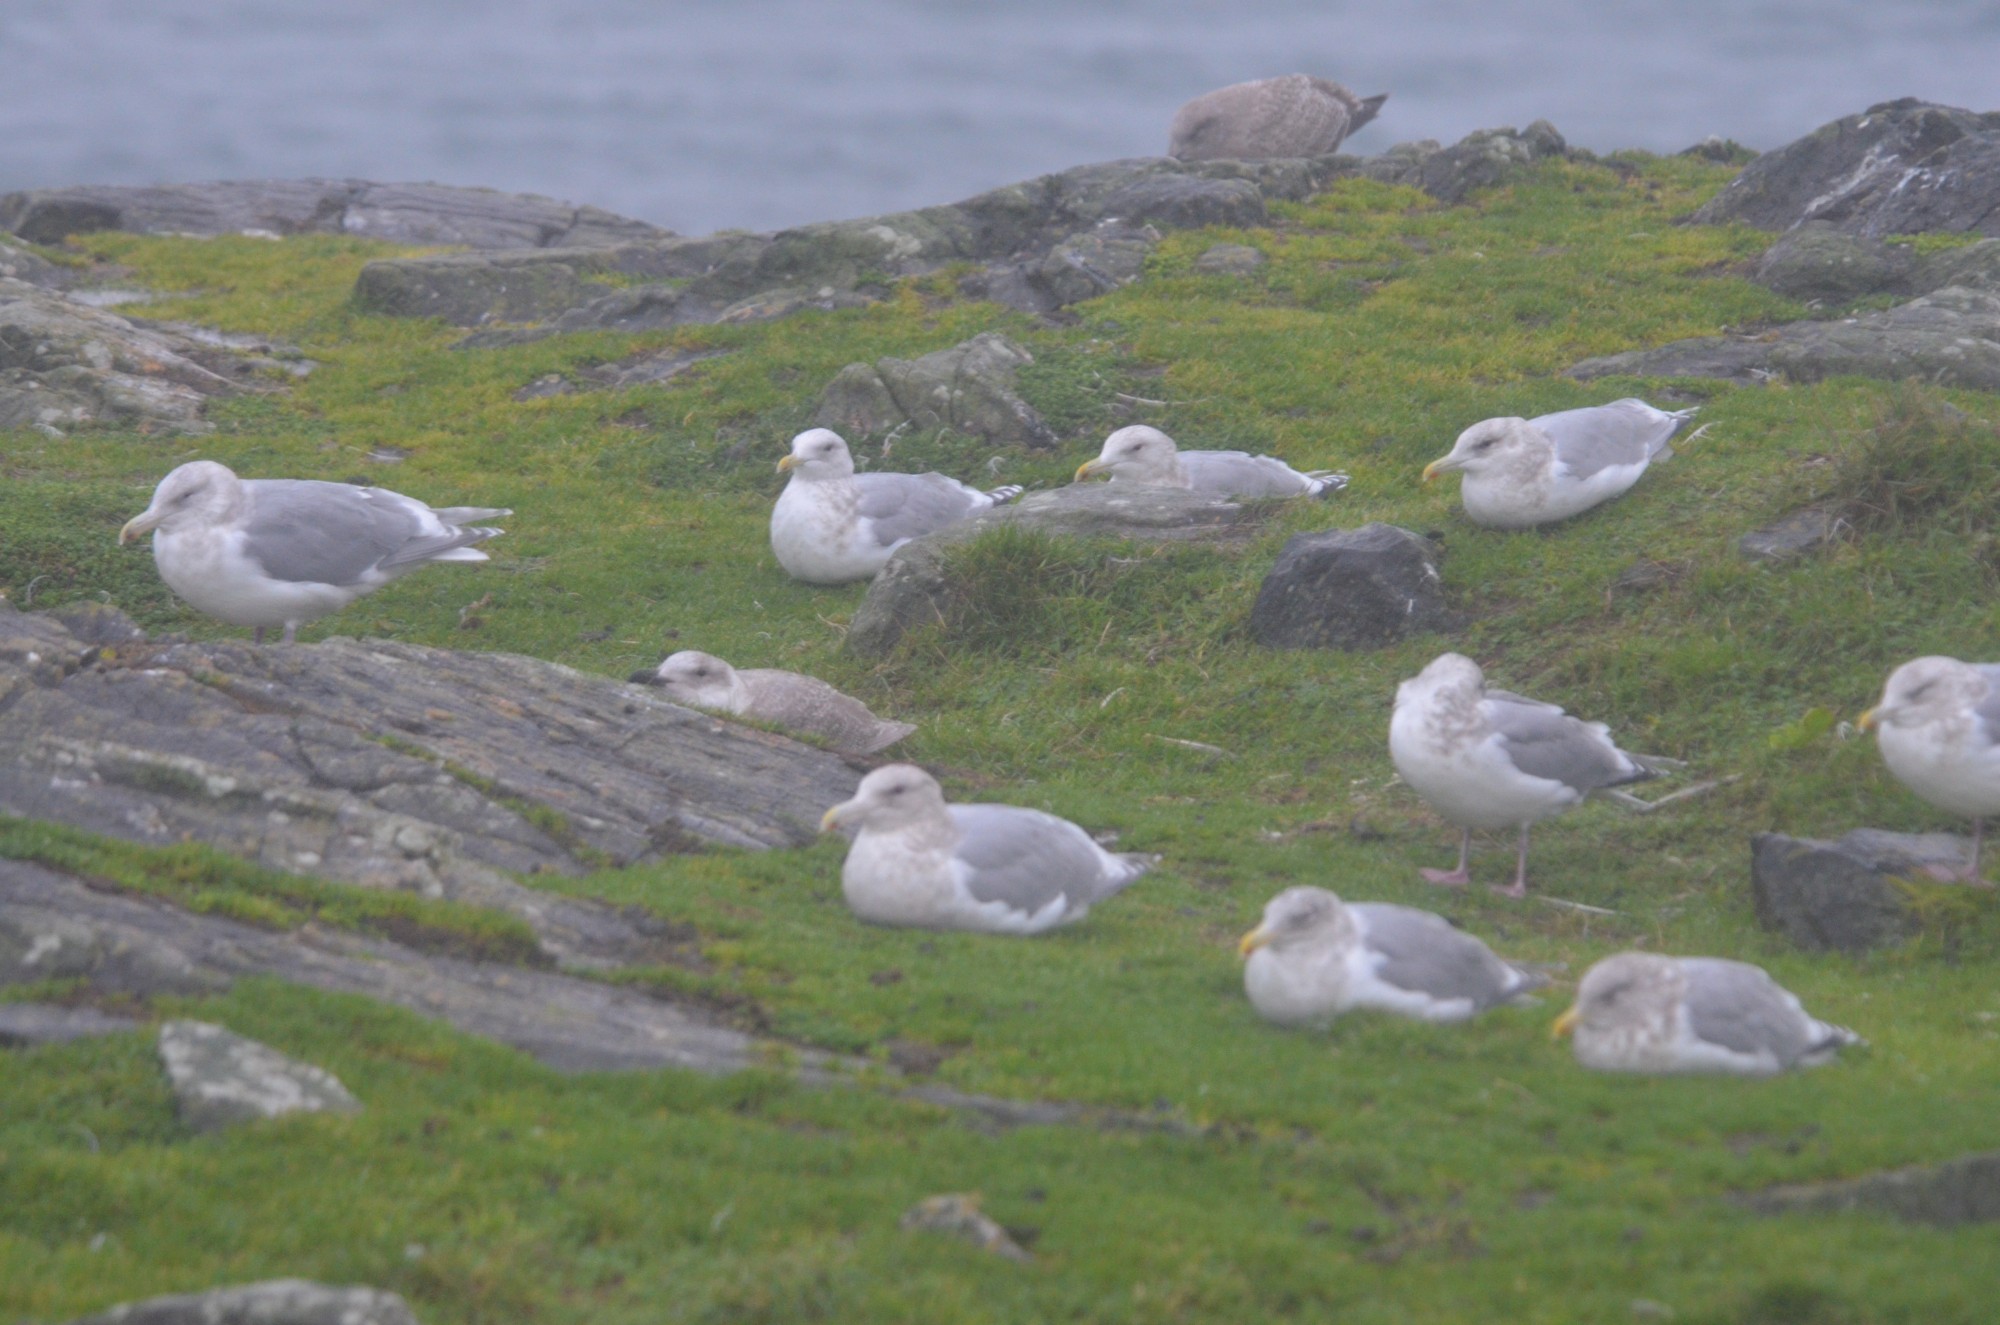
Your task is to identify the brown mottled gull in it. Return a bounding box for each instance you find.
[1074,425,1346,498]
[1555,952,1863,1075]
[1169,75,1386,162]
[118,459,507,643]
[629,649,915,755]
[820,765,1156,934]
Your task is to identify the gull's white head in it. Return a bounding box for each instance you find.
[1238,885,1351,958]
[776,428,856,481]
[1075,426,1187,486]
[1423,417,1542,484]
[820,763,950,835]
[119,460,245,545]
[1553,950,1679,1042]
[630,649,746,712]
[1859,656,1985,733]
[1395,651,1486,711]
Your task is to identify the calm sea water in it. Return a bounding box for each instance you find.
[4,1,1996,236]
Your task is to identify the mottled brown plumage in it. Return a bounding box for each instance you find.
[1169,75,1386,162]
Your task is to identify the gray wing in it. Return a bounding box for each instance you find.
[949,803,1117,915]
[1484,692,1645,793]
[1351,903,1525,1008]
[1531,400,1687,481]
[1679,959,1817,1063]
[240,480,451,586]
[852,472,982,548]
[1972,665,2000,746]
[1180,451,1316,497]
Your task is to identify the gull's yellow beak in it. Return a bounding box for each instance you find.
[819,806,841,833]
[1856,707,1880,732]
[1074,459,1105,483]
[1420,458,1449,485]
[1551,1005,1580,1040]
[776,455,798,474]
[1237,925,1272,959]
[118,509,162,546]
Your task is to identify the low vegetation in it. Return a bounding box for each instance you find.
[3,154,1997,1323]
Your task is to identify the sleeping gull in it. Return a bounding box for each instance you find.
[1554,952,1862,1075]
[1390,653,1656,897]
[820,764,1156,933]
[1422,399,1698,528]
[1169,75,1386,161]
[1074,426,1347,498]
[630,649,916,756]
[1238,886,1545,1028]
[1858,655,2000,883]
[770,428,1023,584]
[118,459,508,643]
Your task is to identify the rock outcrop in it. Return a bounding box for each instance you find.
[1749,828,1988,952]
[157,1019,362,1132]
[1742,1151,2000,1227]
[0,1002,142,1046]
[1248,524,1454,651]
[1750,224,2000,306]
[0,179,670,249]
[58,1280,421,1325]
[812,332,1057,449]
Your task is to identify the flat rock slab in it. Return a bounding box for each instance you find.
[1742,1150,2000,1227]
[1738,506,1849,564]
[0,179,670,249]
[0,1001,142,1047]
[1750,828,1986,952]
[1249,523,1454,651]
[812,331,1056,448]
[60,1280,420,1325]
[0,604,862,968]
[845,484,1272,658]
[1570,286,2000,391]
[157,1019,361,1132]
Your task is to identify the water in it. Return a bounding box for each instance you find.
[3,0,1996,236]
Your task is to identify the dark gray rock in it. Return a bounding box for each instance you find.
[1753,222,1916,304]
[1096,174,1267,230]
[1678,137,1758,165]
[1916,239,2000,293]
[1412,121,1570,205]
[1,897,228,997]
[1691,99,2000,237]
[60,1281,420,1325]
[0,604,862,969]
[813,332,1057,448]
[1738,506,1850,564]
[0,179,670,249]
[0,1002,142,1046]
[846,485,1270,658]
[1742,1151,2000,1226]
[1031,220,1161,308]
[352,250,616,325]
[1248,523,1454,651]
[1568,334,1782,384]
[1194,243,1269,275]
[0,236,67,288]
[157,1019,361,1132]
[1750,828,1982,952]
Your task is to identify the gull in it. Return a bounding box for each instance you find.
[769,429,1023,584]
[1073,425,1347,498]
[1389,653,1657,897]
[819,764,1155,933]
[1554,952,1863,1075]
[1238,886,1545,1027]
[630,649,915,756]
[118,459,507,643]
[1858,655,2000,883]
[1422,399,1698,528]
[1169,75,1387,161]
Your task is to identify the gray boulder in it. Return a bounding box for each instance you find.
[1411,122,1570,205]
[0,179,670,249]
[59,1280,419,1325]
[157,1019,361,1133]
[1248,523,1455,651]
[812,332,1057,448]
[1753,222,1917,303]
[1750,828,1982,952]
[1917,238,2000,293]
[1030,220,1161,308]
[0,1002,142,1047]
[1691,99,2000,237]
[1743,1151,2000,1227]
[845,484,1271,658]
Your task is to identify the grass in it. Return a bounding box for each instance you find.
[4,154,1999,1323]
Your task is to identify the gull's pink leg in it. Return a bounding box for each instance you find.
[1923,819,1996,885]
[1421,828,1473,886]
[1491,824,1531,899]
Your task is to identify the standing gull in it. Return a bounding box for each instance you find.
[1389,653,1656,897]
[1074,426,1347,498]
[1238,886,1545,1028]
[118,460,508,643]
[769,428,1023,585]
[1169,75,1386,161]
[1554,952,1863,1075]
[1422,399,1698,528]
[630,649,916,756]
[1858,655,2000,883]
[820,764,1155,934]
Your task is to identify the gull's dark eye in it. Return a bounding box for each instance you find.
[1909,681,1935,701]
[1473,439,1495,452]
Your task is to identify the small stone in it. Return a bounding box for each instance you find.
[513,373,575,401]
[812,331,1057,449]
[156,1020,362,1133]
[1630,1299,1677,1321]
[899,1194,1033,1262]
[1738,507,1847,564]
[1248,523,1456,651]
